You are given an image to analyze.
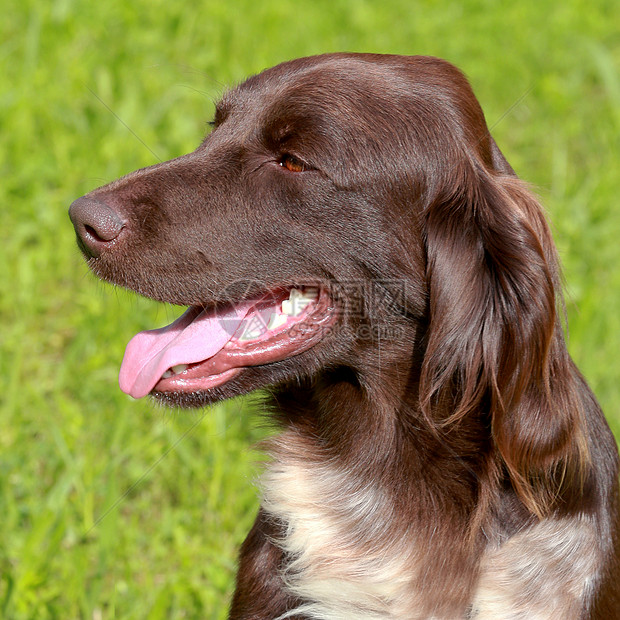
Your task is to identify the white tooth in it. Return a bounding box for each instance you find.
[171,364,187,374]
[282,299,294,316]
[267,312,288,330]
[162,369,173,379]
[282,288,317,317]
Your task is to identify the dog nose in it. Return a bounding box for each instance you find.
[69,196,126,258]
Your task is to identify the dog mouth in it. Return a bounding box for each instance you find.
[118,285,336,398]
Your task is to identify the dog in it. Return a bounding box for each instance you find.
[69,53,619,619]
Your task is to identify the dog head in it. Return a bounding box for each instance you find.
[70,54,587,515]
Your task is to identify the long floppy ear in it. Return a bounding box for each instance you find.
[420,162,589,517]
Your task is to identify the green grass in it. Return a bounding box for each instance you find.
[1,0,619,617]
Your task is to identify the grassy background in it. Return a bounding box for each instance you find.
[1,0,619,617]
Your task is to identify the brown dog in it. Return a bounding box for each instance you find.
[70,54,619,619]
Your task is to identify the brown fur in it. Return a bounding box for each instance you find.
[70,54,620,618]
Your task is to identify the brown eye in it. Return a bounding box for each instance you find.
[280,154,308,173]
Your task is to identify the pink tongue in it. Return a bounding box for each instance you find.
[119,301,255,398]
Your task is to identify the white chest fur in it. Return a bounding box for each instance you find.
[260,440,601,620]
[262,452,424,619]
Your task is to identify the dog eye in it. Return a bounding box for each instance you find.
[279,154,309,173]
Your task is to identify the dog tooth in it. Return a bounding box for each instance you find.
[267,312,288,330]
[171,364,187,374]
[162,369,173,379]
[282,288,317,317]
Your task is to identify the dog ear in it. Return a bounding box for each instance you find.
[420,163,589,517]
